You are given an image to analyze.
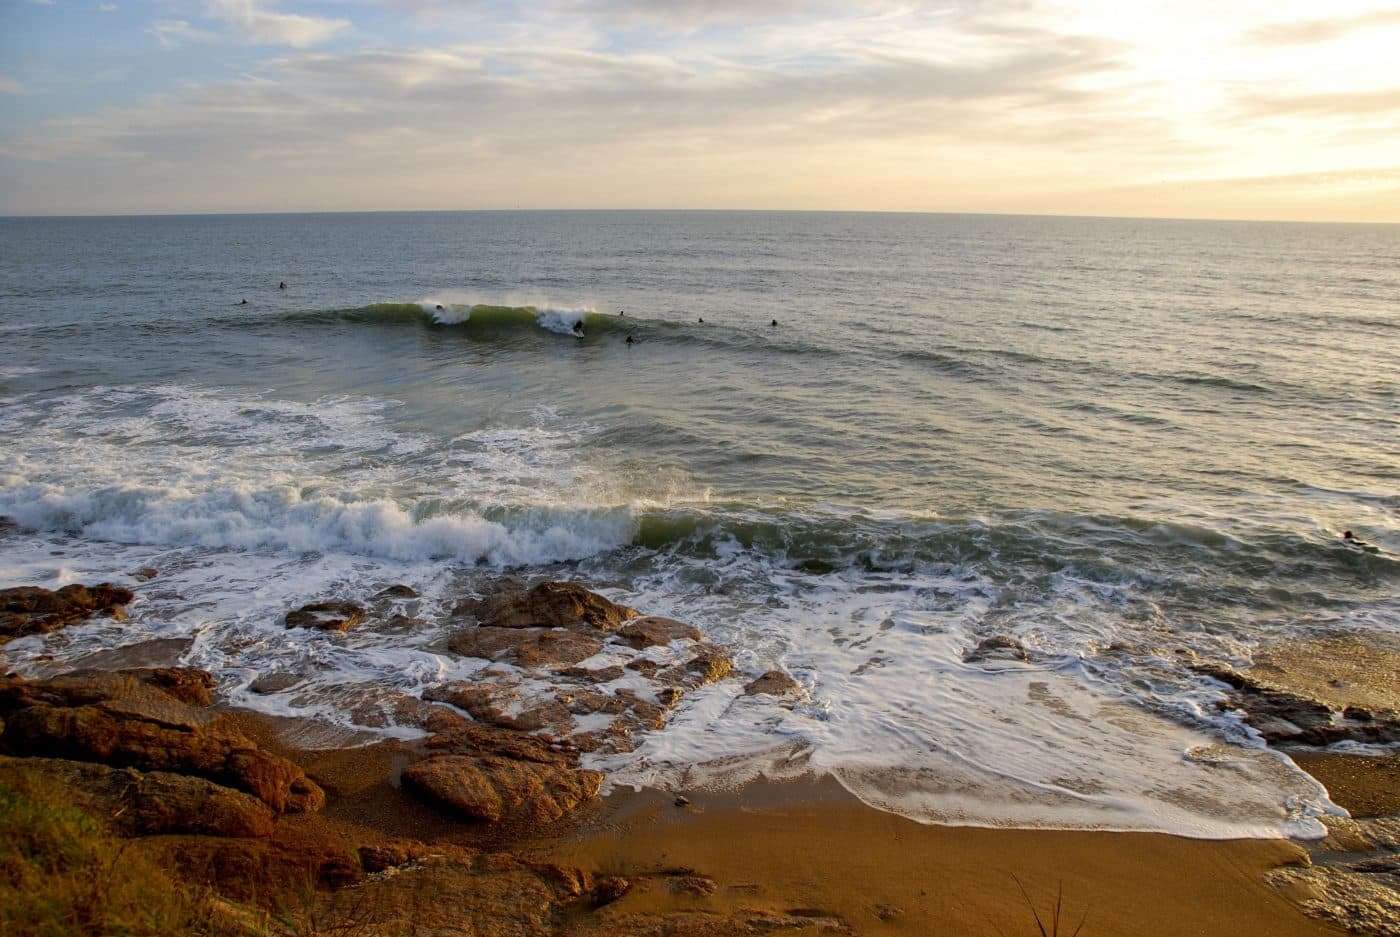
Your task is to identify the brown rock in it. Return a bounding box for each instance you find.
[374,584,418,599]
[448,626,603,669]
[516,630,605,669]
[684,650,733,685]
[248,672,301,694]
[0,755,275,838]
[0,582,135,642]
[285,600,366,631]
[472,581,639,633]
[964,635,1029,663]
[401,753,603,825]
[743,670,802,697]
[1193,662,1400,747]
[616,616,703,649]
[594,875,631,906]
[131,567,159,581]
[425,681,572,734]
[558,665,627,683]
[0,670,323,815]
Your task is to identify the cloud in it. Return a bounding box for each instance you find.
[206,0,351,48]
[148,19,216,48]
[0,76,26,95]
[99,3,119,11]
[1249,9,1400,45]
[1240,87,1400,119]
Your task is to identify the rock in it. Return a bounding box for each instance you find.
[683,650,733,685]
[1193,662,1400,747]
[517,630,606,669]
[374,584,417,599]
[448,626,604,669]
[558,665,627,683]
[0,755,275,838]
[964,635,1029,663]
[0,583,135,642]
[285,601,366,631]
[425,682,572,734]
[0,670,323,815]
[248,672,302,695]
[674,795,691,807]
[594,876,631,906]
[616,616,702,649]
[468,581,639,633]
[401,753,603,826]
[743,670,802,697]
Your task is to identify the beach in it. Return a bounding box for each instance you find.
[2,211,1397,933]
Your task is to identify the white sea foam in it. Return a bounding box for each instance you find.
[0,382,1355,840]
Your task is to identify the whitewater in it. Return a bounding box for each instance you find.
[2,210,1396,840]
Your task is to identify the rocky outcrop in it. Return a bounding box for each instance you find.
[0,583,134,642]
[460,581,639,633]
[1194,662,1400,747]
[448,626,604,668]
[0,669,323,815]
[964,635,1029,663]
[616,617,703,649]
[402,753,603,826]
[0,755,275,838]
[285,600,366,631]
[743,670,802,697]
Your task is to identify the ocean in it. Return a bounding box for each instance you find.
[2,210,1396,839]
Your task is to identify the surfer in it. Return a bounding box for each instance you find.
[698,317,704,323]
[626,334,635,346]
[1343,530,1368,546]
[619,310,625,316]
[278,281,286,290]
[770,318,778,327]
[573,320,585,336]
[436,305,444,312]
[239,298,249,305]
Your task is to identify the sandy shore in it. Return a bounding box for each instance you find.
[228,716,1358,936]
[534,776,1344,937]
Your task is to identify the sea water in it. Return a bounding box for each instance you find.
[2,211,1396,838]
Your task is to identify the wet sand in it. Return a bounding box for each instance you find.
[534,776,1342,937]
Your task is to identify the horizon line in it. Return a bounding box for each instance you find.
[0,207,1396,227]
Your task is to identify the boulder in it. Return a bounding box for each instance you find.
[964,635,1029,663]
[285,601,365,631]
[1194,662,1400,747]
[0,583,134,642]
[0,755,275,838]
[467,581,639,633]
[374,585,417,599]
[743,670,802,697]
[401,753,603,826]
[616,616,702,649]
[425,682,572,734]
[0,670,323,815]
[448,626,603,669]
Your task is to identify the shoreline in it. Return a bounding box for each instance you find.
[236,708,1377,936]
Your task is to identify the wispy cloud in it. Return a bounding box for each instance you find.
[99,3,119,11]
[148,19,216,48]
[1249,9,1400,45]
[206,0,351,48]
[0,76,27,95]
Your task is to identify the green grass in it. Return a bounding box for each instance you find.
[0,767,247,936]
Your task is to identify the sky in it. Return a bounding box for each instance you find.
[1,0,1398,220]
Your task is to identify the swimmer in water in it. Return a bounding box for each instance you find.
[698,317,704,323]
[279,281,286,290]
[619,310,625,316]
[239,298,249,305]
[626,334,635,346]
[770,318,778,327]
[436,305,444,311]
